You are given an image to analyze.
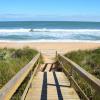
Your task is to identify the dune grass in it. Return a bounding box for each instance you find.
[65,48,100,99]
[65,48,100,79]
[0,47,38,89]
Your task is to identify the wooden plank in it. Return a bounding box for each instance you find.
[60,87,80,99]
[25,72,80,100]
[53,72,80,100]
[25,72,44,100]
[21,61,41,100]
[58,54,100,92]
[0,53,40,100]
[47,72,58,100]
[55,72,70,86]
[47,72,55,84]
[52,63,55,68]
[45,64,52,72]
[39,64,45,71]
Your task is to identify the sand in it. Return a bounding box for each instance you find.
[0,42,100,52]
[0,41,100,63]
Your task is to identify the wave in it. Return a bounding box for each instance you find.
[0,40,100,43]
[0,29,30,33]
[0,28,100,33]
[32,29,100,32]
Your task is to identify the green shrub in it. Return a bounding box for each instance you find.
[0,47,38,89]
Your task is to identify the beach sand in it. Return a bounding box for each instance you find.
[0,41,100,63]
[0,42,100,53]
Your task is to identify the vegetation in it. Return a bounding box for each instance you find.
[65,48,100,79]
[65,48,100,99]
[0,47,38,89]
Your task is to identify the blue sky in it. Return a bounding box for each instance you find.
[0,0,100,21]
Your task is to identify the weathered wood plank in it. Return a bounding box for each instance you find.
[25,72,80,100]
[25,72,44,100]
[45,64,52,72]
[39,64,45,71]
[47,72,58,100]
[58,54,100,92]
[21,59,40,100]
[0,53,40,100]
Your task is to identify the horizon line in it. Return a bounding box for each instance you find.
[0,20,100,23]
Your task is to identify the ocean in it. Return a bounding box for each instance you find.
[0,21,100,42]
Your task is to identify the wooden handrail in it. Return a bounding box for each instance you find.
[21,57,40,100]
[0,53,40,100]
[57,54,100,93]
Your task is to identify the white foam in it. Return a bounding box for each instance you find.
[33,28,100,32]
[0,28,100,41]
[0,29,30,33]
[0,28,100,37]
[0,40,100,43]
[0,28,100,33]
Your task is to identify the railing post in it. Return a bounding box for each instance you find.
[70,67,73,87]
[30,70,32,88]
[56,51,57,59]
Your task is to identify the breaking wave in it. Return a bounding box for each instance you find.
[0,28,100,41]
[0,28,100,33]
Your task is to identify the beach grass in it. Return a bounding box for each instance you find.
[0,47,38,89]
[65,48,100,79]
[65,48,100,99]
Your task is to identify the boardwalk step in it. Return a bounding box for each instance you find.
[25,72,80,100]
[44,64,52,72]
[40,63,55,72]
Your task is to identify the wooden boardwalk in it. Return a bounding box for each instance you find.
[24,51,80,100]
[0,51,100,100]
[25,64,80,100]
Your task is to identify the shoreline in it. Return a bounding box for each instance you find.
[0,41,100,53]
[0,40,100,43]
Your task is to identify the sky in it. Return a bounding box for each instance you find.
[0,0,100,21]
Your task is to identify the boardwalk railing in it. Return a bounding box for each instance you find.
[0,53,40,100]
[57,54,100,100]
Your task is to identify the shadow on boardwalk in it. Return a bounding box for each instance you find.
[41,72,68,100]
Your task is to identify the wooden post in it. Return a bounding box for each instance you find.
[56,51,57,61]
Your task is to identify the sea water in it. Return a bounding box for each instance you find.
[0,21,100,42]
